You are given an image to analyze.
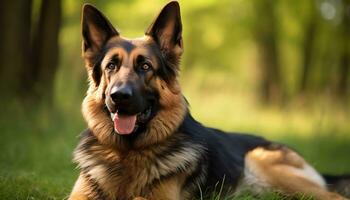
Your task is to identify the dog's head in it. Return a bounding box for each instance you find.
[81,1,187,149]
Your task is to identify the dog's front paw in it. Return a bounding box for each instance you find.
[133,197,147,200]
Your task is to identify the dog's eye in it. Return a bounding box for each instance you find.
[106,62,116,70]
[140,63,151,71]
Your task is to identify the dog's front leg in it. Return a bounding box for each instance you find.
[146,173,188,200]
[68,174,90,200]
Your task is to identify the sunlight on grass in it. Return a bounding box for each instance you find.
[181,69,350,139]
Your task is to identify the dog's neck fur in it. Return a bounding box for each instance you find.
[73,128,205,199]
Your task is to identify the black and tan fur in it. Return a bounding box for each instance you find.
[69,1,350,200]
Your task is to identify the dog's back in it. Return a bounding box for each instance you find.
[179,112,270,193]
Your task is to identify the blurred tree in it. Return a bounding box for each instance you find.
[0,0,32,98]
[337,0,350,98]
[252,0,282,104]
[300,1,319,94]
[0,0,61,104]
[22,0,62,103]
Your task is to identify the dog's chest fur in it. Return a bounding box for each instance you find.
[73,130,205,199]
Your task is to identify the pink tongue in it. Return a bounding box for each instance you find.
[113,114,137,135]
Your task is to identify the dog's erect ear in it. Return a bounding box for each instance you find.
[82,4,118,86]
[81,4,118,53]
[146,1,183,56]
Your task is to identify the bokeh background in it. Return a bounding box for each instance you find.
[0,0,349,199]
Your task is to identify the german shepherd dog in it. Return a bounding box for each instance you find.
[69,1,350,200]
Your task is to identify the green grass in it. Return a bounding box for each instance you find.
[0,102,84,199]
[0,79,349,199]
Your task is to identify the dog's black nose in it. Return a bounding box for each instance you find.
[110,85,133,103]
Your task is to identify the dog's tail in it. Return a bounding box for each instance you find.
[323,174,350,197]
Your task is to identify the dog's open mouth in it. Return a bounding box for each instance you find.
[110,107,152,135]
